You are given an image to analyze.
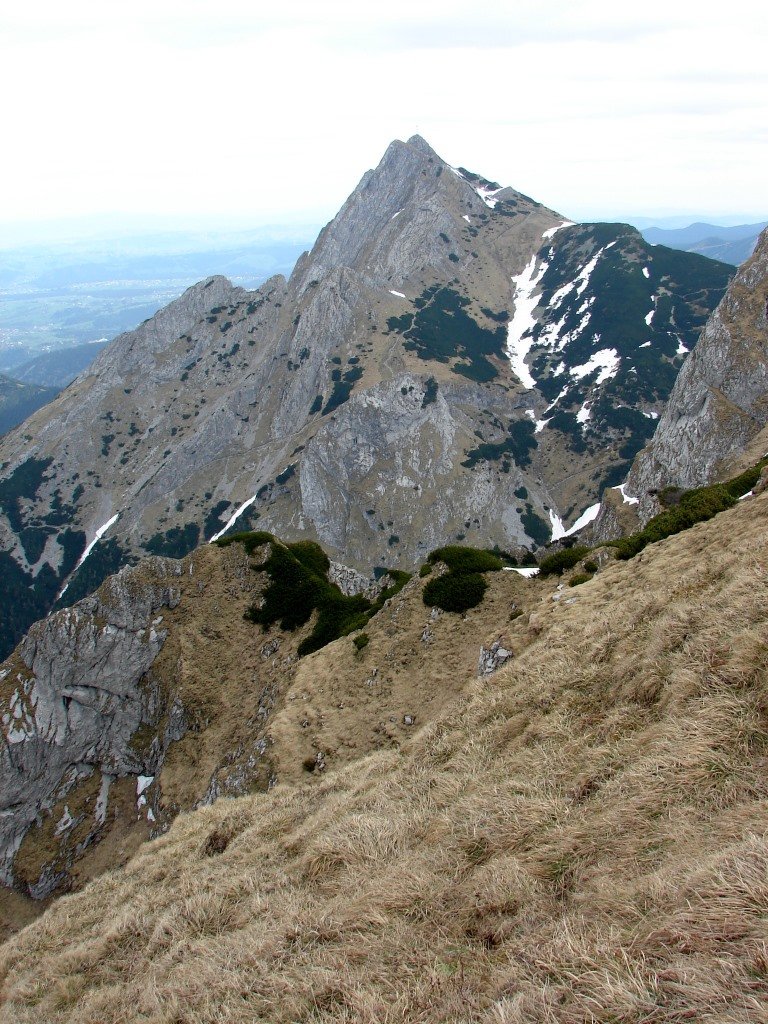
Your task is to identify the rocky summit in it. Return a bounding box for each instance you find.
[0,136,733,659]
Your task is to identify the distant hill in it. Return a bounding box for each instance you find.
[8,341,110,388]
[0,374,59,436]
[641,221,767,266]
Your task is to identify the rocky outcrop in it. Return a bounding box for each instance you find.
[618,228,768,523]
[0,558,185,896]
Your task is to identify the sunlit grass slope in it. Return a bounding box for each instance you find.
[1,491,767,1022]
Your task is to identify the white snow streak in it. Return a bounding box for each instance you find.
[462,215,471,223]
[525,409,549,433]
[389,290,406,298]
[566,502,601,535]
[541,221,575,240]
[506,254,548,389]
[58,513,120,599]
[645,307,655,326]
[642,267,650,279]
[475,185,503,208]
[391,210,402,219]
[569,348,620,385]
[549,510,567,541]
[209,494,260,543]
[615,483,639,505]
[676,338,689,355]
[503,566,540,577]
[640,341,651,348]
[576,403,591,425]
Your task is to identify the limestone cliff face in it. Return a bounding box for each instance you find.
[0,137,732,657]
[595,227,768,529]
[0,558,185,897]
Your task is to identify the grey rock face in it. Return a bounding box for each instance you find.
[478,639,513,676]
[622,227,768,523]
[0,558,184,892]
[0,136,733,656]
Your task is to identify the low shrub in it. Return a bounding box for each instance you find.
[569,572,594,587]
[353,633,370,652]
[419,563,432,577]
[538,546,591,576]
[611,457,767,560]
[583,560,598,573]
[220,533,409,657]
[427,546,503,573]
[422,544,502,612]
[423,572,487,613]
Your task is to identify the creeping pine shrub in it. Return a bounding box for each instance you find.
[538,545,591,577]
[569,572,594,587]
[353,633,370,652]
[422,545,503,613]
[611,457,768,560]
[217,532,410,657]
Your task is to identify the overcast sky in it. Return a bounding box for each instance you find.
[1,0,766,234]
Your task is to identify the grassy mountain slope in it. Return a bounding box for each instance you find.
[2,486,767,1022]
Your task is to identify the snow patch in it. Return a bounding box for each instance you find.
[565,503,600,535]
[569,348,620,385]
[642,267,650,279]
[506,253,549,389]
[541,221,575,240]
[615,483,639,506]
[525,409,549,433]
[549,510,566,541]
[503,567,540,577]
[462,215,471,223]
[391,210,402,220]
[643,411,659,419]
[137,775,154,797]
[58,513,120,599]
[209,494,260,543]
[676,338,689,355]
[645,307,655,326]
[640,341,651,348]
[475,184,503,209]
[389,290,406,298]
[576,403,591,425]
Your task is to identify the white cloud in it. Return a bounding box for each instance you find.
[1,1,766,226]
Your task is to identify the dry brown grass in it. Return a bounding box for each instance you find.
[2,494,768,1022]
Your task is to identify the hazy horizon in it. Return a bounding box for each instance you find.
[1,2,765,233]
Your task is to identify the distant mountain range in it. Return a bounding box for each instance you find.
[640,221,767,266]
[0,136,734,659]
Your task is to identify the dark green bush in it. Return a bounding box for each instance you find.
[538,546,591,576]
[422,544,502,612]
[583,559,598,574]
[568,572,594,587]
[218,533,409,657]
[419,563,432,577]
[423,572,487,613]
[287,540,330,577]
[353,633,370,652]
[611,457,767,560]
[427,546,503,573]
